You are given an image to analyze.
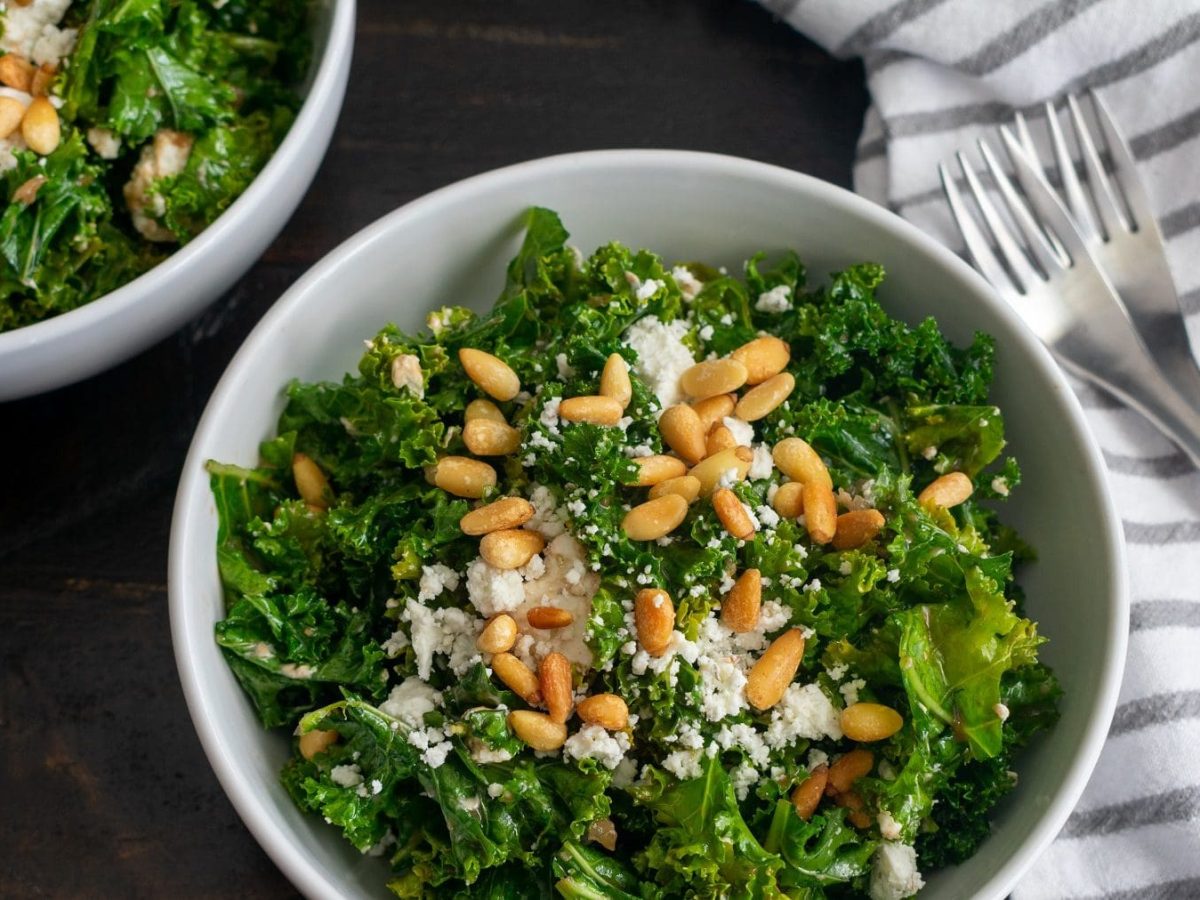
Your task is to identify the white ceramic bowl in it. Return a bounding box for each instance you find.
[0,0,355,402]
[170,150,1128,900]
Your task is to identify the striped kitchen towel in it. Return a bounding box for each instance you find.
[760,1,1200,897]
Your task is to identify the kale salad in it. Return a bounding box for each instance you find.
[0,0,311,331]
[208,209,1060,899]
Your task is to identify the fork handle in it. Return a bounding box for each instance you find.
[1069,352,1200,469]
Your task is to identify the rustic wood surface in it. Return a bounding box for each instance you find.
[0,1,866,896]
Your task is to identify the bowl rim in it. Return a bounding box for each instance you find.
[0,0,357,358]
[169,148,1129,900]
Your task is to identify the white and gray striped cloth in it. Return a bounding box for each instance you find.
[761,1,1200,897]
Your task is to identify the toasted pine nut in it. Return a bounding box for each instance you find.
[802,481,836,545]
[632,454,688,486]
[648,474,702,504]
[460,496,534,535]
[790,764,828,820]
[12,174,45,205]
[691,393,737,433]
[586,818,618,851]
[918,472,973,508]
[731,335,791,385]
[635,588,675,656]
[292,453,331,509]
[721,568,761,632]
[298,728,338,761]
[681,358,748,400]
[771,481,804,519]
[527,606,574,629]
[463,418,521,456]
[539,652,573,724]
[735,372,795,422]
[29,62,54,97]
[476,614,518,654]
[825,748,874,795]
[492,652,541,703]
[433,456,497,499]
[705,423,737,457]
[479,528,545,569]
[21,96,59,156]
[689,446,753,495]
[832,509,886,551]
[0,96,25,140]
[837,789,872,829]
[745,629,806,710]
[465,398,506,423]
[576,693,629,730]
[840,703,904,742]
[773,438,832,488]
[559,395,624,426]
[713,487,755,540]
[459,348,520,401]
[622,494,688,540]
[600,353,632,409]
[0,53,34,91]
[508,710,567,751]
[659,404,706,464]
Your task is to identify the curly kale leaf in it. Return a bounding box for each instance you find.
[763,801,877,891]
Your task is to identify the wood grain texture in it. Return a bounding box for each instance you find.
[0,1,865,895]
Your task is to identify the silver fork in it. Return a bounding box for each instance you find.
[1000,92,1200,405]
[939,141,1200,466]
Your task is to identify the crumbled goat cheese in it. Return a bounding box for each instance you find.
[86,127,121,160]
[722,416,755,446]
[555,353,574,379]
[124,130,194,241]
[611,756,638,788]
[991,476,1010,496]
[391,354,424,397]
[886,568,901,583]
[470,742,514,764]
[380,676,442,728]
[748,444,775,481]
[635,277,664,301]
[878,811,902,841]
[465,558,526,616]
[671,265,703,300]
[869,842,925,900]
[622,315,695,409]
[279,663,315,680]
[403,599,482,680]
[418,563,460,601]
[756,505,780,529]
[839,678,866,707]
[662,748,704,780]
[526,484,568,538]
[766,683,844,748]
[755,285,791,313]
[564,725,631,770]
[487,783,505,798]
[807,748,830,770]
[922,445,938,460]
[731,763,760,801]
[330,764,363,788]
[994,702,1010,721]
[1,0,74,63]
[407,726,454,768]
[513,534,599,668]
[698,324,714,341]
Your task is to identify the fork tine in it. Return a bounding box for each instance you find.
[977,138,1066,274]
[1001,121,1070,262]
[1000,126,1099,270]
[1066,93,1129,238]
[1089,89,1155,232]
[1044,100,1100,240]
[939,161,1018,295]
[956,151,1041,293]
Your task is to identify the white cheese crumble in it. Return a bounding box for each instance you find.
[124,130,193,241]
[991,476,1010,496]
[722,416,755,446]
[635,277,664,301]
[755,285,791,313]
[330,764,363,788]
[765,683,844,748]
[379,676,442,728]
[1,0,75,63]
[86,127,121,160]
[994,702,1010,721]
[748,444,775,481]
[418,564,460,601]
[839,678,866,707]
[921,445,938,460]
[622,315,695,409]
[513,534,599,668]
[564,725,631,770]
[526,484,568,538]
[465,558,526,617]
[878,811,902,841]
[391,354,424,397]
[868,842,925,900]
[403,599,482,680]
[671,265,703,300]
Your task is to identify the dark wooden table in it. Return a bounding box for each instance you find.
[0,2,866,896]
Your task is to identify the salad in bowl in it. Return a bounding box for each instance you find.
[205,208,1060,898]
